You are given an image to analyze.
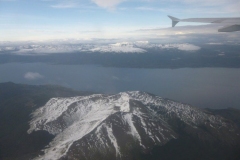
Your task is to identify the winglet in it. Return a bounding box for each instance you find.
[168,15,180,27]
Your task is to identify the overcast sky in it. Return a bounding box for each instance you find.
[0,0,240,41]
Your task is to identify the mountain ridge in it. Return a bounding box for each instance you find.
[28,91,240,160]
[0,83,240,160]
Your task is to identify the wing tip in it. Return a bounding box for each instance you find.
[168,15,180,27]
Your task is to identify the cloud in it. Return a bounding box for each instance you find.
[0,46,16,53]
[51,3,78,8]
[169,0,235,6]
[24,72,44,80]
[207,42,223,45]
[50,0,82,9]
[152,43,201,51]
[136,0,239,14]
[176,43,201,51]
[11,45,81,55]
[168,0,240,13]
[8,42,147,55]
[3,46,16,51]
[91,0,126,9]
[0,0,16,1]
[186,0,237,5]
[112,76,120,80]
[0,41,203,55]
[49,0,127,10]
[90,42,146,53]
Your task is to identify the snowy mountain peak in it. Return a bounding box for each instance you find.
[28,91,238,160]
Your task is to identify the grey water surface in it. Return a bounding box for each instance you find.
[0,63,240,109]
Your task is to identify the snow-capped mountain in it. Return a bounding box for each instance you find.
[89,42,146,53]
[28,91,240,160]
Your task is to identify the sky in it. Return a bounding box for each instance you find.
[0,0,240,41]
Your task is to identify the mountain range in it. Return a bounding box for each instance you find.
[0,82,240,160]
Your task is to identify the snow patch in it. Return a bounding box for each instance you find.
[104,123,121,157]
[122,113,144,147]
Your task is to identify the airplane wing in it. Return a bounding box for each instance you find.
[168,15,240,32]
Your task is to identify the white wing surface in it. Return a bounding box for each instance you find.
[168,15,240,32]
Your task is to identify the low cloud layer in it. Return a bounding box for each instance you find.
[24,72,44,80]
[0,41,202,55]
[176,44,201,51]
[0,41,201,55]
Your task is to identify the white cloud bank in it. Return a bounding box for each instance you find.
[0,41,201,55]
[176,44,201,51]
[24,72,44,80]
[137,42,201,51]
[90,42,146,53]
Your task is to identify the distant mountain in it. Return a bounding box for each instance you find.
[0,83,240,160]
[1,43,240,69]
